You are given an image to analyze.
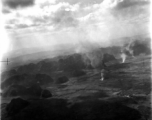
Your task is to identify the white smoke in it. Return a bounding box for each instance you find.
[125,41,135,57]
[120,53,127,63]
[129,49,134,58]
[120,40,135,63]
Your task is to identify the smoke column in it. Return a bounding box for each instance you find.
[121,53,127,63]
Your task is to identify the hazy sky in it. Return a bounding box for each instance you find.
[2,0,151,56]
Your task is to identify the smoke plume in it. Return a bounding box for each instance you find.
[120,53,127,63]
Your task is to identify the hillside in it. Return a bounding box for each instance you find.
[1,37,151,120]
[1,53,151,120]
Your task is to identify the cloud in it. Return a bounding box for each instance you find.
[4,0,150,32]
[3,1,80,30]
[3,0,35,9]
[5,25,13,29]
[51,8,78,29]
[108,0,150,21]
[56,0,104,6]
[2,7,11,14]
[113,0,150,10]
[15,24,29,29]
[3,0,150,57]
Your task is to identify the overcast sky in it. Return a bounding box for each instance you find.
[1,0,151,56]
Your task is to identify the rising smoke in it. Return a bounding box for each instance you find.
[120,53,127,63]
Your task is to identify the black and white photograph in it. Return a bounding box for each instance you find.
[0,0,151,120]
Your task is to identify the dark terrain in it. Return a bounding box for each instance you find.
[0,39,151,120]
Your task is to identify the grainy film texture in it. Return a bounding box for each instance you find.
[1,0,151,120]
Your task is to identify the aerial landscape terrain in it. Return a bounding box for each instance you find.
[1,37,151,120]
[1,0,151,120]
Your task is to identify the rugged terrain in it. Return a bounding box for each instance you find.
[1,53,151,120]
